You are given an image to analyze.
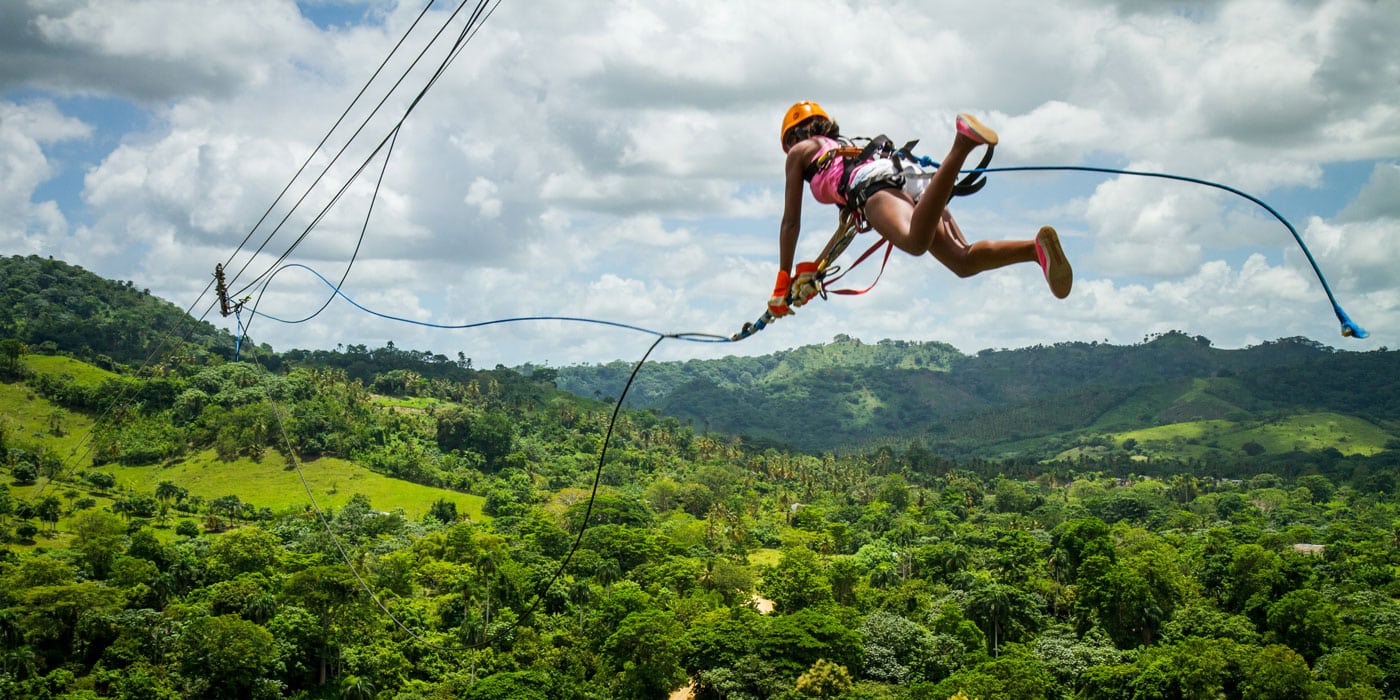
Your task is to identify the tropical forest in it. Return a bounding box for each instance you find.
[2,254,1398,700]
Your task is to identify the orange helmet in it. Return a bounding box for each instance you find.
[781,101,828,151]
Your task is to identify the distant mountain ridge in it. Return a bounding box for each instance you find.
[536,335,962,405]
[553,333,1399,457]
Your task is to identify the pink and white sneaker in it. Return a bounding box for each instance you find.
[956,113,999,146]
[1035,226,1072,299]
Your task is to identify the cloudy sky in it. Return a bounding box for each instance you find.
[3,0,1397,368]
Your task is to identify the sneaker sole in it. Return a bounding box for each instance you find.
[957,113,999,146]
[1037,226,1072,299]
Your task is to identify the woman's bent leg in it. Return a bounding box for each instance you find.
[863,190,923,254]
[905,116,996,251]
[928,210,1036,278]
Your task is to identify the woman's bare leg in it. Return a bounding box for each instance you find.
[905,133,983,250]
[932,213,1074,296]
[863,191,922,254]
[864,115,1070,293]
[866,117,991,254]
[865,196,1037,276]
[928,210,1036,278]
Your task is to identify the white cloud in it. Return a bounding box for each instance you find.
[1,0,1397,364]
[1002,101,1111,166]
[1301,215,1400,294]
[2,0,320,100]
[1195,1,1327,142]
[1082,167,1213,278]
[464,177,501,219]
[1339,163,1400,221]
[0,99,90,254]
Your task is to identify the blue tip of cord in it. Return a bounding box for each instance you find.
[1336,308,1368,339]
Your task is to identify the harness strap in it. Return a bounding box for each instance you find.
[951,145,995,199]
[813,210,861,273]
[838,135,893,201]
[808,134,998,197]
[803,145,865,181]
[805,205,894,297]
[767,133,995,332]
[824,237,894,296]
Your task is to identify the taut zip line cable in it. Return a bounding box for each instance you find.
[220,0,439,278]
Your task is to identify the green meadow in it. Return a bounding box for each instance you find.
[91,449,486,521]
[0,379,98,459]
[1113,411,1391,457]
[1091,377,1249,430]
[21,353,121,386]
[10,450,486,549]
[748,547,782,567]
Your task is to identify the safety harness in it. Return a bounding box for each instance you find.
[803,135,994,211]
[732,136,996,341]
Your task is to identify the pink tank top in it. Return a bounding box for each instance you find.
[807,136,847,206]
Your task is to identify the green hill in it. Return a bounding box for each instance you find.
[0,254,241,366]
[556,333,1400,459]
[1,356,486,552]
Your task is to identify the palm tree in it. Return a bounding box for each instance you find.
[570,579,593,629]
[965,578,1042,656]
[966,581,1013,655]
[0,338,24,374]
[155,480,181,504]
[340,675,375,700]
[210,495,243,526]
[36,496,61,534]
[1,645,37,681]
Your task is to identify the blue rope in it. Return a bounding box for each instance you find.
[234,308,246,360]
[911,158,1369,339]
[251,262,731,343]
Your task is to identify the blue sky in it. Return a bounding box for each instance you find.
[2,0,1397,367]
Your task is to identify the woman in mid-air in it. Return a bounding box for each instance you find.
[768,101,1072,317]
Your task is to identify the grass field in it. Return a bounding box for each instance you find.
[21,354,121,386]
[371,395,447,411]
[1090,377,1248,430]
[9,450,485,553]
[9,452,487,552]
[0,380,98,460]
[748,548,782,567]
[1113,411,1390,458]
[93,449,486,521]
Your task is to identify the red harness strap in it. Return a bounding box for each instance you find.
[821,236,894,296]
